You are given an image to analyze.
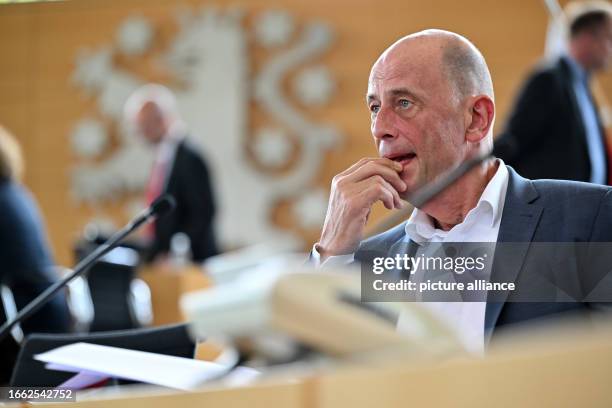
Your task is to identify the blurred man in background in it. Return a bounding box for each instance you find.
[124,84,218,264]
[496,2,612,184]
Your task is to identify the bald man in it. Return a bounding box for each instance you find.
[313,30,612,353]
[125,84,219,263]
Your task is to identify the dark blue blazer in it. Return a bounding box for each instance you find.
[495,57,609,183]
[0,179,70,334]
[355,166,612,344]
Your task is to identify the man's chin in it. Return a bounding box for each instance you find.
[399,179,425,201]
[398,157,431,196]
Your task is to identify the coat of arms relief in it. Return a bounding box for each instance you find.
[70,8,342,249]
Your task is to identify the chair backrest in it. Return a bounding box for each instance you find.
[87,260,136,331]
[10,323,196,387]
[77,245,142,332]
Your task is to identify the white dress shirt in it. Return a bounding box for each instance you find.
[313,160,510,355]
[152,130,183,191]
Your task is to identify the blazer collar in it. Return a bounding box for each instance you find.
[484,166,543,342]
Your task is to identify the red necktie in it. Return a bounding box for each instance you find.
[146,159,166,205]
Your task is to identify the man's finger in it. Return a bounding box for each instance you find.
[363,182,395,209]
[370,175,404,208]
[359,177,403,210]
[338,157,402,178]
[345,161,407,193]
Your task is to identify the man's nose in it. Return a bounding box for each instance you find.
[371,106,398,141]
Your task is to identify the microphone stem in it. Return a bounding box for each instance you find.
[0,213,152,342]
[409,151,493,208]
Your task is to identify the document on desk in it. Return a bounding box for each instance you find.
[34,342,238,391]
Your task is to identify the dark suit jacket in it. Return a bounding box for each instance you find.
[148,138,218,263]
[0,179,70,332]
[356,166,612,344]
[495,56,609,182]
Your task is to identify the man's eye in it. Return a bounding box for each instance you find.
[399,99,412,108]
[370,105,380,114]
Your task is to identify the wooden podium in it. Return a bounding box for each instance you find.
[139,264,212,326]
[33,325,612,408]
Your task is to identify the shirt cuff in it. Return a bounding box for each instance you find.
[311,243,355,268]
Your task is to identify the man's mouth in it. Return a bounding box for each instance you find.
[385,152,416,167]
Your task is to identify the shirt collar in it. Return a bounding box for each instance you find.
[405,159,509,243]
[564,54,589,83]
[156,129,184,164]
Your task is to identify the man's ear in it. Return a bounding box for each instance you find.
[465,95,495,143]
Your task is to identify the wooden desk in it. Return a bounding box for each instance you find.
[313,337,612,407]
[39,326,612,408]
[11,381,303,408]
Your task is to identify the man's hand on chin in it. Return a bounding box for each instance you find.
[316,157,407,262]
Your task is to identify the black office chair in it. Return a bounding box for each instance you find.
[87,260,139,331]
[10,323,196,387]
[75,242,151,332]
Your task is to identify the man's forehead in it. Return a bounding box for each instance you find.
[370,57,408,80]
[139,100,163,115]
[367,53,440,97]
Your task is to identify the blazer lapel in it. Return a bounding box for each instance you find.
[384,234,419,281]
[484,167,543,342]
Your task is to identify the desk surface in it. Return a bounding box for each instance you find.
[27,324,612,408]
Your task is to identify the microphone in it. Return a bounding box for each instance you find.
[366,145,504,238]
[0,194,176,342]
[129,194,176,230]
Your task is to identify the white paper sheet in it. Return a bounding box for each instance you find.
[35,342,231,391]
